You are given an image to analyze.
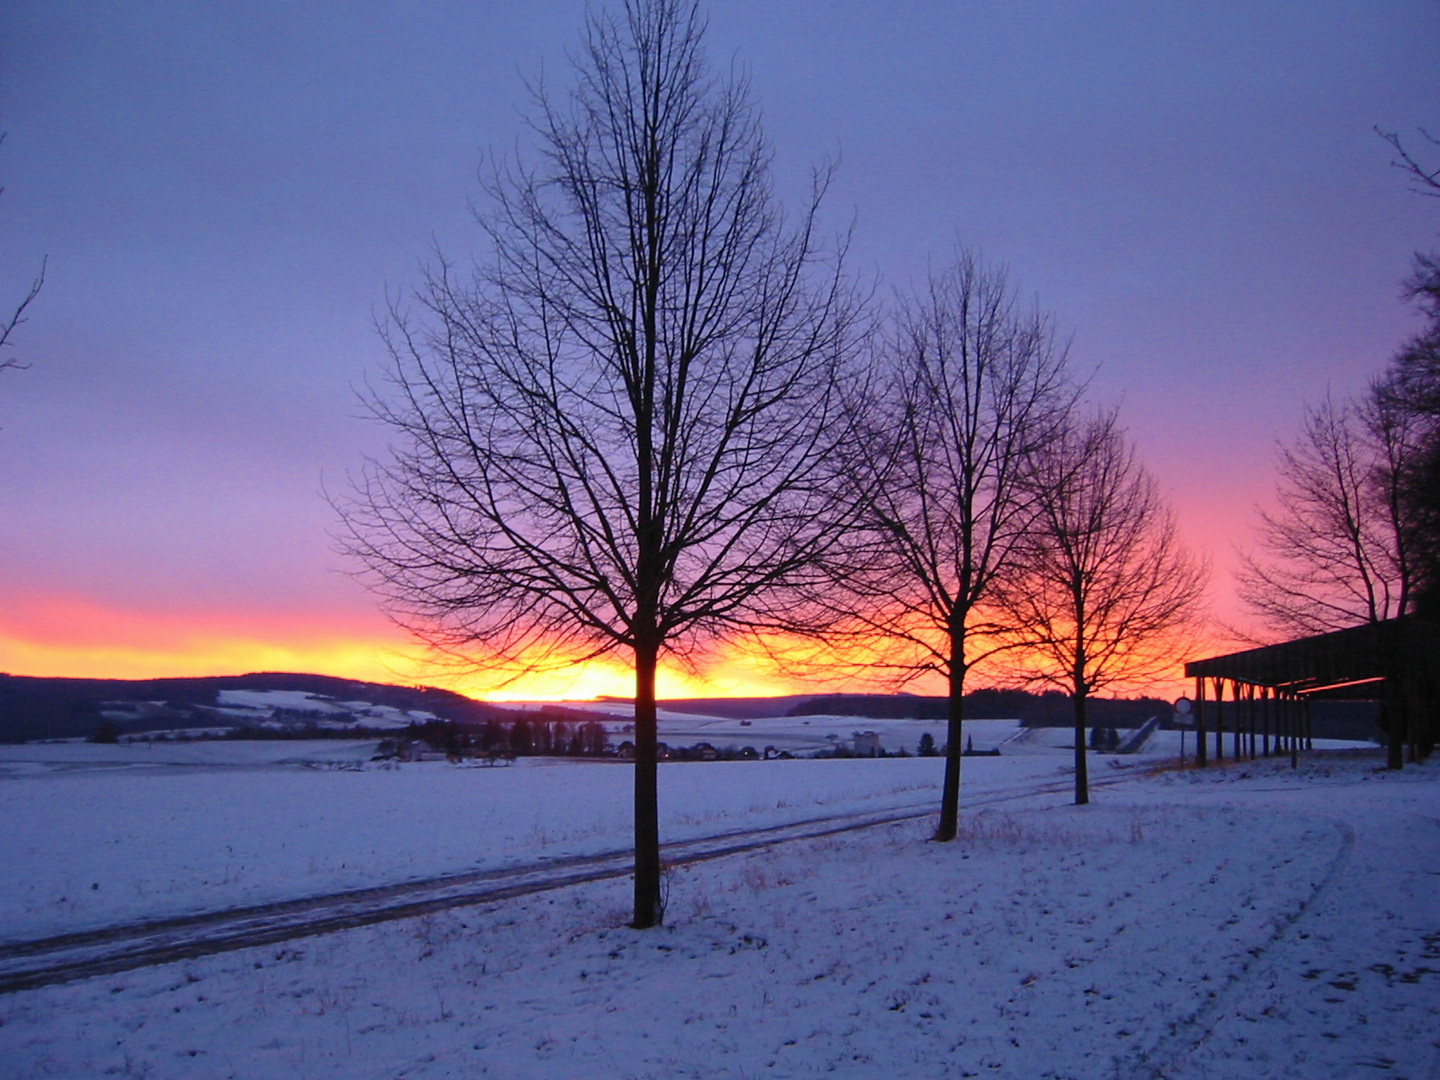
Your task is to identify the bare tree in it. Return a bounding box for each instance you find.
[826,251,1072,841]
[999,411,1206,804]
[1374,125,1440,615]
[338,0,859,928]
[1236,392,1416,636]
[0,134,44,377]
[1380,261,1440,617]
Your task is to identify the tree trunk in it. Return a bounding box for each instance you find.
[934,638,966,842]
[631,638,663,928]
[1073,688,1089,805]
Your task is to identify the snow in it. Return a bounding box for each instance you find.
[215,689,349,714]
[204,690,418,730]
[1,736,1435,1079]
[0,740,1063,943]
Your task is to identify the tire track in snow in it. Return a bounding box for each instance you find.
[0,773,1117,994]
[1114,815,1357,1080]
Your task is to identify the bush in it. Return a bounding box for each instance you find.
[88,720,120,744]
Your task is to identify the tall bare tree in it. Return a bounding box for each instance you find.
[338,0,859,928]
[1247,126,1440,634]
[828,251,1072,841]
[1375,124,1440,616]
[1381,259,1440,617]
[1236,392,1416,636]
[999,411,1206,804]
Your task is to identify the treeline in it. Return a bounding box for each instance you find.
[399,716,611,757]
[791,689,1173,729]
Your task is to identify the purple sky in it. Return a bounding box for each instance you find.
[0,1,1436,689]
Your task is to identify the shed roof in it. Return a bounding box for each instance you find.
[1183,617,1440,697]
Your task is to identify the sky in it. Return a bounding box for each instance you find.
[0,0,1436,700]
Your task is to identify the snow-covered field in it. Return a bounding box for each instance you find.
[0,731,1051,943]
[1,735,1435,1079]
[517,701,990,757]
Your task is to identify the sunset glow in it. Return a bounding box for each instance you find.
[0,590,1215,703]
[1,4,1430,709]
[0,593,412,685]
[0,592,821,700]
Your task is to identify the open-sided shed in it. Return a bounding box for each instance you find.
[1183,617,1439,769]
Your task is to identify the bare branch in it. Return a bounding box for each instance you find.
[1236,392,1415,636]
[0,256,43,375]
[335,0,861,928]
[0,130,44,376]
[1377,125,1440,199]
[995,410,1207,804]
[797,248,1076,839]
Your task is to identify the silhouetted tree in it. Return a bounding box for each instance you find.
[1236,391,1417,635]
[479,718,506,751]
[999,411,1206,804]
[1377,247,1440,615]
[825,250,1073,841]
[582,721,609,756]
[338,0,859,927]
[1237,129,1440,633]
[88,720,119,744]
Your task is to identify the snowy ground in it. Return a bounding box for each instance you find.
[0,731,1052,943]
[1,738,1434,1079]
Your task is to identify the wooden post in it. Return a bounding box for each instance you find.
[1296,688,1307,766]
[1262,685,1271,757]
[1195,676,1207,768]
[1234,683,1243,761]
[1241,684,1248,759]
[1213,678,1224,763]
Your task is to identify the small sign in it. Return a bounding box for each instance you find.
[1172,696,1195,726]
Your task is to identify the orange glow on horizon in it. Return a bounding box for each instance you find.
[0,594,823,700]
[0,593,414,686]
[1,592,1225,703]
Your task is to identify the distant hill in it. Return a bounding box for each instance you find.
[0,673,1383,744]
[658,695,821,720]
[0,672,526,743]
